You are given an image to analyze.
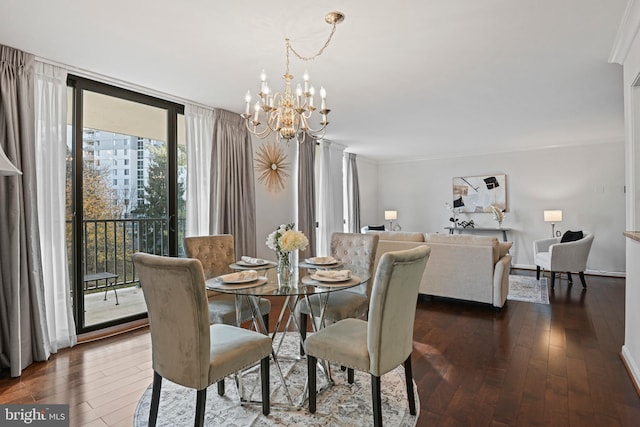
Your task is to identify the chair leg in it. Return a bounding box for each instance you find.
[550,272,555,289]
[536,265,541,280]
[261,356,270,416]
[579,272,587,288]
[262,313,270,333]
[149,371,162,427]
[371,374,383,427]
[403,355,416,416]
[300,314,307,356]
[217,380,224,396]
[567,272,573,284]
[195,388,206,427]
[348,368,354,384]
[308,355,317,413]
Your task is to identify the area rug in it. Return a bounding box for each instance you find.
[134,332,419,426]
[508,275,549,304]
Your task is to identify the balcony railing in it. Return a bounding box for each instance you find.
[72,217,186,290]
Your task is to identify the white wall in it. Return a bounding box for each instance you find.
[360,141,625,275]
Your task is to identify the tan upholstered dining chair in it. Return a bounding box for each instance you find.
[304,246,430,427]
[184,235,271,329]
[132,252,272,427]
[298,232,379,352]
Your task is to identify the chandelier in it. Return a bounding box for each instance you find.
[242,11,344,143]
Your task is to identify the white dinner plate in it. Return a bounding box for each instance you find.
[305,257,338,266]
[310,273,351,283]
[236,260,270,267]
[221,276,259,284]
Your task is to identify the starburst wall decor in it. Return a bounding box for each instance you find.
[255,142,290,192]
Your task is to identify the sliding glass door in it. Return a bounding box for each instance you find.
[67,76,185,333]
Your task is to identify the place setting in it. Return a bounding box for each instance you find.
[298,255,343,270]
[230,255,277,270]
[208,269,268,290]
[301,268,361,288]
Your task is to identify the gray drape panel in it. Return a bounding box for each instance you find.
[209,108,256,258]
[345,152,361,233]
[0,45,50,377]
[298,139,316,259]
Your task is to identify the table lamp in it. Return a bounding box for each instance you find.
[384,210,397,230]
[0,145,22,176]
[543,210,562,238]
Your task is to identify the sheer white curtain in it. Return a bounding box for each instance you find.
[34,61,76,351]
[316,140,345,255]
[185,104,214,237]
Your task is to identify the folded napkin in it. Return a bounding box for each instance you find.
[219,270,258,282]
[314,269,352,280]
[308,256,337,264]
[241,256,266,265]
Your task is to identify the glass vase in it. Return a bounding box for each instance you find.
[277,251,295,289]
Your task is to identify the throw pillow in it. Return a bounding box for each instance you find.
[561,230,583,243]
[367,225,386,231]
[498,242,513,258]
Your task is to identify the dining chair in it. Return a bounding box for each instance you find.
[298,232,379,353]
[184,235,271,330]
[184,235,272,396]
[304,246,430,427]
[132,252,272,427]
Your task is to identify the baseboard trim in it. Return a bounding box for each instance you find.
[511,264,625,278]
[621,345,640,398]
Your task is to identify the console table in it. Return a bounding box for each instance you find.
[444,226,511,242]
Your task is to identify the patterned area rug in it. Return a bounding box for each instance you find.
[134,332,419,426]
[508,275,550,304]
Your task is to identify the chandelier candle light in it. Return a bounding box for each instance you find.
[242,11,344,143]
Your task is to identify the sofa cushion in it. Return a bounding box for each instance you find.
[425,234,500,263]
[499,241,513,258]
[366,231,425,242]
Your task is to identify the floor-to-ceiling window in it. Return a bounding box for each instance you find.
[66,76,185,333]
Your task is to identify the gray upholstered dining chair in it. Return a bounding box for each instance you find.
[304,246,430,427]
[533,231,594,288]
[297,232,380,353]
[132,252,272,427]
[184,235,271,330]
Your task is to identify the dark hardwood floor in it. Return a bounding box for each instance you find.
[1,271,639,426]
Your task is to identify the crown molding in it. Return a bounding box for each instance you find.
[610,0,640,64]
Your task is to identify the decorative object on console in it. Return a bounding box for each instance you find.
[543,210,562,237]
[367,225,386,231]
[255,141,290,192]
[489,205,505,228]
[385,210,401,231]
[458,220,475,229]
[452,174,506,213]
[0,144,22,175]
[445,202,461,227]
[266,223,309,288]
[241,11,344,144]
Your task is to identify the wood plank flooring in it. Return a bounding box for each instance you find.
[1,271,639,426]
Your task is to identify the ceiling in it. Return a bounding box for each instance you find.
[0,0,629,162]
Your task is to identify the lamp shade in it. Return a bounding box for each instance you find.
[0,145,22,176]
[384,210,397,220]
[543,210,562,222]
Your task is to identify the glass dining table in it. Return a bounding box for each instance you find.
[205,265,370,408]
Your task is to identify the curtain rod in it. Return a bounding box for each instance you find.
[35,56,215,111]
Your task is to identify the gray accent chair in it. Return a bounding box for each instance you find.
[533,232,594,288]
[304,246,430,427]
[297,232,380,354]
[132,252,272,427]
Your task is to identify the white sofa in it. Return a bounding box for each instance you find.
[364,231,513,308]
